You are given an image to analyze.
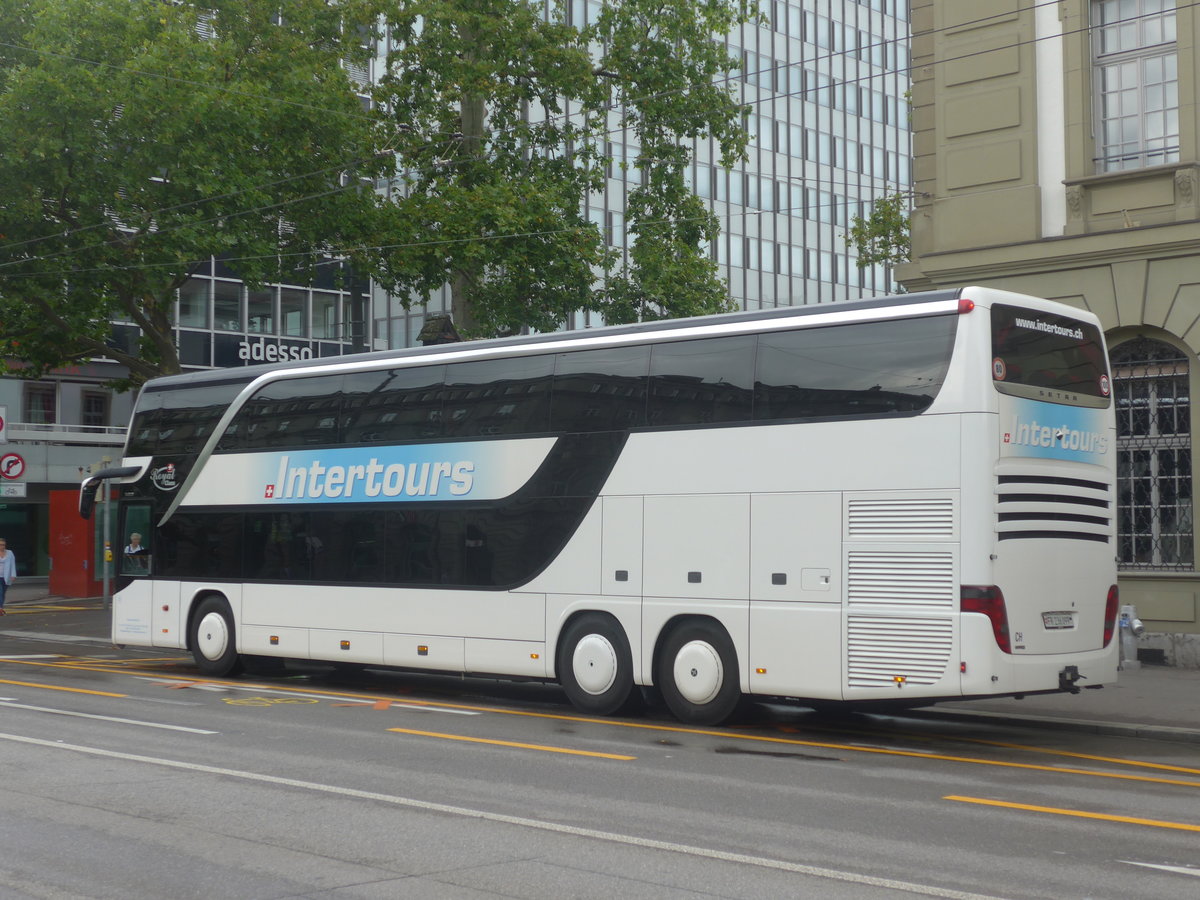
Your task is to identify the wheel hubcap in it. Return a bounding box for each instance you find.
[196,612,229,662]
[672,640,723,705]
[573,634,618,695]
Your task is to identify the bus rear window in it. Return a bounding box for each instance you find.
[991,304,1110,407]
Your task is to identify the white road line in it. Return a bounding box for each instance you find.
[344,701,479,716]
[0,731,1001,900]
[1121,861,1200,878]
[138,678,481,713]
[0,631,109,643]
[0,654,65,660]
[0,703,217,734]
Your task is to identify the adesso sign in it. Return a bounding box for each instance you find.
[212,335,344,368]
[238,339,315,362]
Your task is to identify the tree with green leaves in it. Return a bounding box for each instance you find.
[372,0,756,336]
[845,191,911,285]
[0,0,389,388]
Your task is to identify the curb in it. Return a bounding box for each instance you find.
[6,596,106,605]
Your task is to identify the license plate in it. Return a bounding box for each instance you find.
[1042,612,1075,630]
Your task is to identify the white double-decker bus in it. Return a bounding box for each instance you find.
[83,286,1119,724]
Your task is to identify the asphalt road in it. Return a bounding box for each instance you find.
[1,601,1198,899]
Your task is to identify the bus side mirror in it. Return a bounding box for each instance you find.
[78,466,144,519]
[79,481,99,520]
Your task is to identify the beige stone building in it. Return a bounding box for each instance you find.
[899,0,1200,665]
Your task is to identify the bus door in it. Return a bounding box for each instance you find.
[119,502,180,648]
[747,492,842,700]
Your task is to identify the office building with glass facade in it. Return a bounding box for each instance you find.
[372,0,913,347]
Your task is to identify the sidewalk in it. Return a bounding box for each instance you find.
[3,581,1198,742]
[921,664,1200,743]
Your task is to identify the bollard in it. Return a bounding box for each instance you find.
[1118,603,1144,671]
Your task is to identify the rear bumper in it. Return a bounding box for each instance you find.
[960,615,1119,697]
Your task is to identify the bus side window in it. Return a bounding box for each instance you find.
[551,346,650,433]
[121,503,153,576]
[230,375,345,451]
[754,317,954,421]
[343,366,447,444]
[648,336,755,426]
[444,356,553,438]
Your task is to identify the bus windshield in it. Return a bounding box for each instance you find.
[990,303,1111,406]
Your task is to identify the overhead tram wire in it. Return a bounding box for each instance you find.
[0,150,399,261]
[0,125,412,273]
[0,187,912,285]
[0,1,1178,277]
[0,39,379,123]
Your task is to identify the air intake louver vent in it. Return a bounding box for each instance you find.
[847,616,953,687]
[847,551,955,609]
[996,473,1111,543]
[847,498,954,537]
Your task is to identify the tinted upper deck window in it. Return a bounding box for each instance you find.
[342,366,447,444]
[129,381,251,457]
[224,375,345,451]
[754,315,957,421]
[648,336,755,426]
[443,355,553,438]
[551,346,650,432]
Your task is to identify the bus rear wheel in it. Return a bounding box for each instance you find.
[558,613,636,716]
[658,621,741,726]
[189,595,242,676]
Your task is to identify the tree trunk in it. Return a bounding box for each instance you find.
[451,25,486,336]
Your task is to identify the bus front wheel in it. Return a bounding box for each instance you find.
[189,596,242,676]
[558,613,636,716]
[658,621,741,726]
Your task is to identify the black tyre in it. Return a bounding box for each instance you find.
[189,595,242,676]
[558,613,636,716]
[657,620,742,725]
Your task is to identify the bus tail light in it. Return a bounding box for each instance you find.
[1103,584,1120,646]
[961,585,1010,654]
[958,298,976,314]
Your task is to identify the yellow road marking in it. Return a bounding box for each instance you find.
[805,722,1200,778]
[388,727,635,760]
[945,795,1200,832]
[2,605,102,614]
[222,696,319,707]
[483,712,1200,788]
[0,679,126,698]
[937,735,1200,777]
[61,657,184,666]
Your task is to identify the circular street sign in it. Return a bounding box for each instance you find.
[0,452,25,480]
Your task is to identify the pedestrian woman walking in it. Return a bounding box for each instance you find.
[0,537,15,616]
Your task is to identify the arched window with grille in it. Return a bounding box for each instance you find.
[1111,337,1193,569]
